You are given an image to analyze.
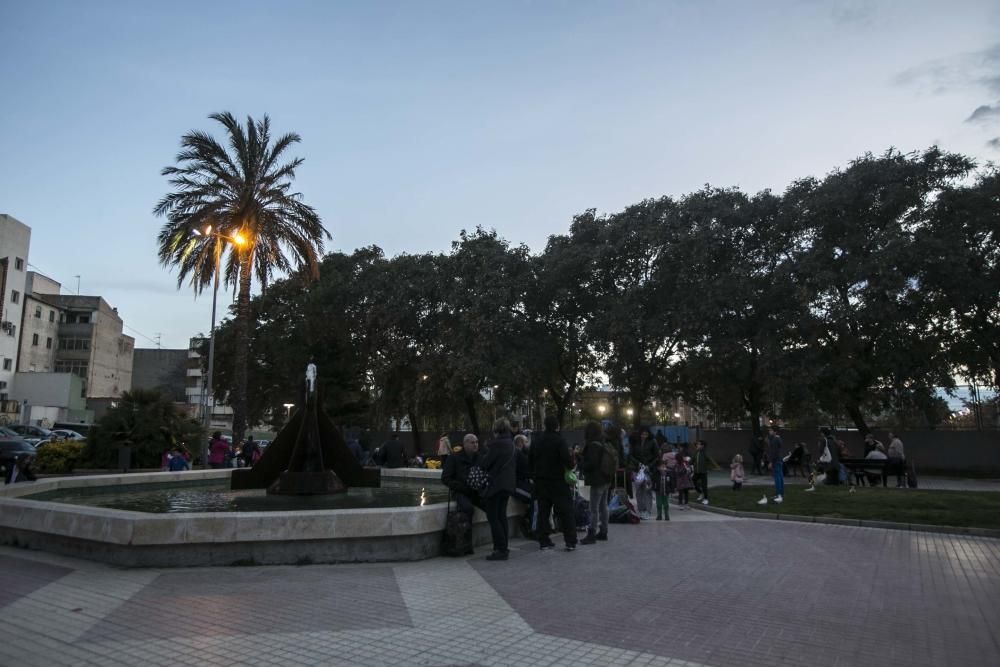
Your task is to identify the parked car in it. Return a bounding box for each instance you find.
[50,429,86,441]
[0,438,37,465]
[0,426,19,438]
[8,424,53,445]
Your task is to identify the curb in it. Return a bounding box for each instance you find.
[689,503,1000,539]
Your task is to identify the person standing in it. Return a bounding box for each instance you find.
[693,440,710,505]
[767,426,784,503]
[529,415,578,552]
[480,419,517,561]
[651,457,672,520]
[579,422,614,544]
[207,432,229,469]
[378,434,405,469]
[168,448,190,471]
[241,435,260,467]
[887,431,906,488]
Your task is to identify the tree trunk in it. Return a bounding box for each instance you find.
[231,250,253,444]
[846,403,869,434]
[464,395,480,438]
[407,407,421,460]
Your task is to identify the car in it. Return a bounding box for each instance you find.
[8,424,53,445]
[0,438,37,465]
[50,429,86,441]
[0,426,19,438]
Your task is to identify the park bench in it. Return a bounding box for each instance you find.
[840,458,915,488]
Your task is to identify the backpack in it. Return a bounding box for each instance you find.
[599,442,618,479]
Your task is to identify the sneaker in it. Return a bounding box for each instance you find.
[595,532,608,541]
[804,486,816,492]
[701,499,709,505]
[485,551,508,561]
[564,544,577,552]
[580,534,596,545]
[773,496,783,504]
[656,515,663,521]
[539,541,556,551]
[757,495,768,505]
[696,494,704,501]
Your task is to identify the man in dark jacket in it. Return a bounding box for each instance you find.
[579,421,614,544]
[441,434,484,519]
[529,415,577,552]
[480,419,517,560]
[378,434,405,468]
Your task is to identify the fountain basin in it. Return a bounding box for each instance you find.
[0,468,524,567]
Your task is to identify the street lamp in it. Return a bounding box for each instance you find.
[193,225,246,467]
[283,403,295,421]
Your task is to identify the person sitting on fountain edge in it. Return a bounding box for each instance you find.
[441,434,485,520]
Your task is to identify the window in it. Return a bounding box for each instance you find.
[49,310,55,322]
[10,290,19,304]
[14,258,23,271]
[55,360,88,378]
[2,359,10,370]
[46,337,52,349]
[31,333,39,346]
[58,337,90,351]
[34,306,42,318]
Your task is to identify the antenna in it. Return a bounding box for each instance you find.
[154,333,162,349]
[73,275,81,294]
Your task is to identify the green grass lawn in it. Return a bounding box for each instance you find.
[705,485,1000,531]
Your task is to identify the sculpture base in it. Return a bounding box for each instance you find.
[267,470,347,496]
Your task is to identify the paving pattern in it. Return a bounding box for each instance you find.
[1,502,998,666]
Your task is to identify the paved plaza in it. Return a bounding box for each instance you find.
[2,504,998,667]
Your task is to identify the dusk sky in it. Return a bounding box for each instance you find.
[1,0,998,349]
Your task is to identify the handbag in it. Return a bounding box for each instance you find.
[466,465,489,491]
[819,444,832,464]
[564,469,578,485]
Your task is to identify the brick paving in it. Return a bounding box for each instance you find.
[1,505,998,666]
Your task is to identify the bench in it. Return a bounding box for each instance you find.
[840,458,908,487]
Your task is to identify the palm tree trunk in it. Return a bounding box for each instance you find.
[231,251,253,443]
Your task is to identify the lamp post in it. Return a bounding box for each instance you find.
[193,226,246,467]
[283,403,295,421]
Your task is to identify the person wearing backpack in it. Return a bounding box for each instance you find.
[579,421,615,544]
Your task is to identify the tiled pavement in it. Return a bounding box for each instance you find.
[2,506,999,666]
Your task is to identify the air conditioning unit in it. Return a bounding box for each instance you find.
[0,321,13,334]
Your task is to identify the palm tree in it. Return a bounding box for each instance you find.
[155,112,329,442]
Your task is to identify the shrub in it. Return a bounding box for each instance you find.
[35,440,86,474]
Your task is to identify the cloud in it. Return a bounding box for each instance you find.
[966,102,1000,124]
[894,43,1000,95]
[831,1,874,26]
[988,137,1000,151]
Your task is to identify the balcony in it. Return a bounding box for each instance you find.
[186,368,202,377]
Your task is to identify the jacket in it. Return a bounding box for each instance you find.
[480,433,517,498]
[379,439,405,468]
[767,434,783,464]
[730,461,744,483]
[441,447,479,498]
[208,438,230,465]
[580,440,613,487]
[529,429,574,484]
[651,468,673,495]
[675,462,694,491]
[693,448,708,474]
[514,448,532,492]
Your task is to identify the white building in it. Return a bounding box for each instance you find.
[0,214,30,422]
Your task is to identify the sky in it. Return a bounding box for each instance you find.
[1,0,999,349]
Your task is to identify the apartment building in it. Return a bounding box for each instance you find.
[0,214,30,421]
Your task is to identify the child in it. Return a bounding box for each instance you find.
[675,456,694,510]
[651,459,673,520]
[730,453,745,490]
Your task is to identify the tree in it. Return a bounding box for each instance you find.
[786,148,975,432]
[155,112,329,442]
[89,389,204,468]
[526,212,603,426]
[589,198,689,430]
[674,187,800,435]
[918,167,1000,391]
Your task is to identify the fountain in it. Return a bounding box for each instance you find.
[0,365,522,567]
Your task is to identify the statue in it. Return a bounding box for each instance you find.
[230,360,380,494]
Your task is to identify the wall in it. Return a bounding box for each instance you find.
[17,294,60,372]
[0,214,30,398]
